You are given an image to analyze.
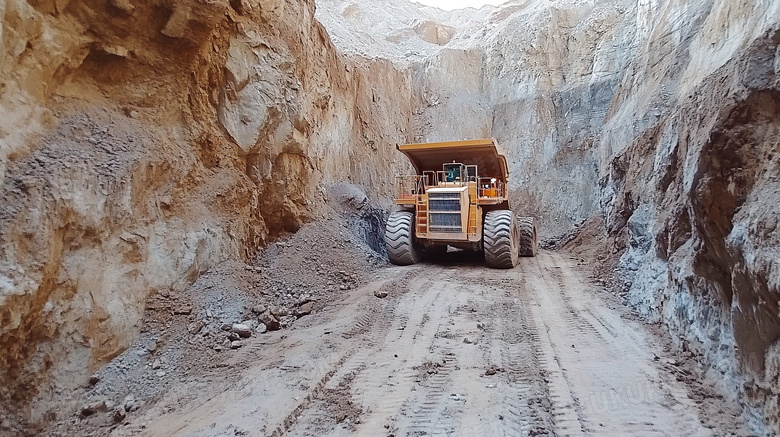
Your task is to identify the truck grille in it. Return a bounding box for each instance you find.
[428,193,461,233]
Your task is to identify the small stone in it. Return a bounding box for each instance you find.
[81,400,107,416]
[220,324,232,332]
[230,341,243,349]
[232,324,252,338]
[214,345,223,352]
[123,395,136,412]
[187,321,204,335]
[296,302,314,317]
[152,359,161,370]
[156,370,166,377]
[256,323,268,334]
[147,341,158,352]
[271,307,289,317]
[227,332,240,341]
[113,406,127,423]
[88,374,100,386]
[463,337,474,344]
[260,313,281,331]
[374,290,388,299]
[252,305,267,315]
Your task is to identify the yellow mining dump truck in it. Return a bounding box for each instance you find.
[385,138,537,268]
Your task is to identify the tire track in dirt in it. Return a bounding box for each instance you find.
[282,275,412,436]
[490,313,541,436]
[269,352,357,437]
[350,277,443,435]
[405,348,458,436]
[522,252,719,436]
[499,297,554,437]
[391,269,554,437]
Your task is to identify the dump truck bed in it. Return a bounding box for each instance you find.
[397,139,509,184]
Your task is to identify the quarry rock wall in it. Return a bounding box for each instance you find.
[599,1,780,430]
[0,0,413,427]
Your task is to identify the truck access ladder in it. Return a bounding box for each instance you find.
[415,194,428,235]
[468,184,478,236]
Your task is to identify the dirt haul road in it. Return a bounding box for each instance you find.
[115,252,749,437]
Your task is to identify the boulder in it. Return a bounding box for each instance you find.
[260,312,281,331]
[232,323,252,338]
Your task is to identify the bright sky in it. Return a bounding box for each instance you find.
[414,0,505,11]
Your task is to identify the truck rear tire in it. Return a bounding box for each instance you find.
[385,211,422,265]
[517,216,537,257]
[483,210,519,269]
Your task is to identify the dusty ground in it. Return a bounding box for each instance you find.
[40,213,752,437]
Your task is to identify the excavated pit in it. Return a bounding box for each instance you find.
[0,0,779,435]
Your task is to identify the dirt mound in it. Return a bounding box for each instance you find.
[40,200,386,436]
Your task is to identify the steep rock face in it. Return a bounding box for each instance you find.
[0,0,414,428]
[600,12,780,432]
[453,0,637,237]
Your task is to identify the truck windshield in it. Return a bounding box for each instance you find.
[443,164,461,182]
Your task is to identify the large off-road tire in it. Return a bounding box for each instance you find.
[517,216,538,257]
[483,210,519,269]
[385,211,422,266]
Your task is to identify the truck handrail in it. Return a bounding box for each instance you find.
[395,175,426,200]
[478,177,504,199]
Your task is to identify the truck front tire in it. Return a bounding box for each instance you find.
[483,210,519,269]
[385,211,422,265]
